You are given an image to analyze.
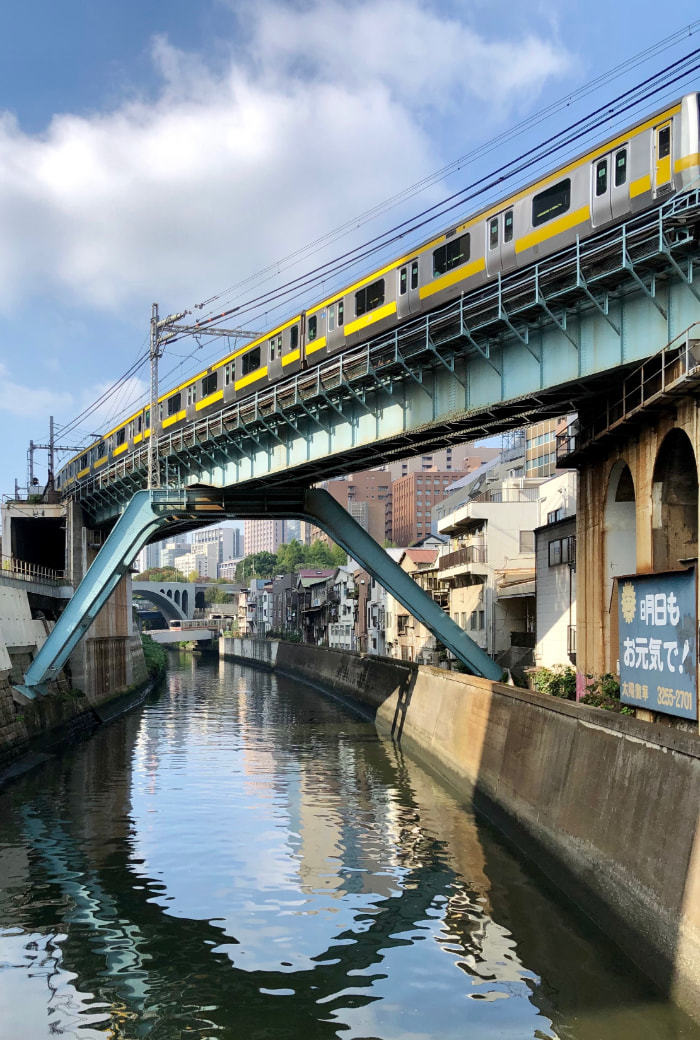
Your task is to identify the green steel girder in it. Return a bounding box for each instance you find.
[71,190,700,524]
[20,487,501,695]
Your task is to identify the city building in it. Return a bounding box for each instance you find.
[526,418,572,478]
[385,549,446,664]
[534,471,577,668]
[296,569,337,645]
[328,567,358,651]
[174,541,219,579]
[193,525,241,564]
[323,471,392,544]
[385,444,499,481]
[435,454,542,671]
[391,470,459,545]
[244,518,288,556]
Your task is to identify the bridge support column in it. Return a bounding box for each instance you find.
[19,484,501,695]
[299,489,501,680]
[18,491,174,696]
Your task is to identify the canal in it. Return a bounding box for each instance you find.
[0,656,698,1039]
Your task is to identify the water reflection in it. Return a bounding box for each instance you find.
[0,657,697,1038]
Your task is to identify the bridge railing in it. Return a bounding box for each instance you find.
[1,555,67,585]
[557,321,700,462]
[67,187,700,516]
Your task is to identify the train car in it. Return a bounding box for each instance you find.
[57,93,700,492]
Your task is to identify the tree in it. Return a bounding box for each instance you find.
[205,585,234,604]
[187,570,200,583]
[135,566,187,583]
[277,539,305,572]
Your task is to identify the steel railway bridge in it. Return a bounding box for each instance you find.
[17,187,700,696]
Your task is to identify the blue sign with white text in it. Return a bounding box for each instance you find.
[618,569,697,720]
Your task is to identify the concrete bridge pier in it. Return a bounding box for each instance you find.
[63,499,147,701]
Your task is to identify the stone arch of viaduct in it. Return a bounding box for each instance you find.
[577,398,699,681]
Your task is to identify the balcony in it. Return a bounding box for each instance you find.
[438,544,487,575]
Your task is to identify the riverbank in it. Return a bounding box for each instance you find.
[220,635,700,1023]
[0,633,166,788]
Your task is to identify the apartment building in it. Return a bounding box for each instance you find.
[391,471,458,545]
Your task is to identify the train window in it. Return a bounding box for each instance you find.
[80,453,88,470]
[411,261,419,289]
[504,210,514,243]
[290,324,299,350]
[202,372,217,396]
[489,217,499,249]
[307,316,317,341]
[433,234,470,276]
[399,267,407,295]
[167,393,181,416]
[116,428,126,446]
[269,335,281,360]
[615,149,627,186]
[328,306,335,332]
[355,279,385,317]
[658,126,671,159]
[186,384,196,406]
[337,300,344,325]
[532,178,571,227]
[242,347,261,375]
[595,159,608,196]
[145,408,150,428]
[136,415,142,434]
[224,362,233,386]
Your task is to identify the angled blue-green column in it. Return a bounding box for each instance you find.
[301,488,501,680]
[18,490,174,697]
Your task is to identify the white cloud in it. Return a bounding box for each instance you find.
[0,0,572,314]
[0,361,73,418]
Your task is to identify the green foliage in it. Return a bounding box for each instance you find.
[581,673,633,713]
[136,566,187,583]
[204,584,234,604]
[141,634,167,680]
[531,665,577,699]
[234,540,346,582]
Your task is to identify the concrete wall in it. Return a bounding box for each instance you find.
[220,636,700,1022]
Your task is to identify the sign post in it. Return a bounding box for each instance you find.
[618,568,697,720]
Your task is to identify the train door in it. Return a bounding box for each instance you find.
[653,120,673,195]
[591,154,612,226]
[396,258,420,320]
[610,145,630,220]
[485,208,515,276]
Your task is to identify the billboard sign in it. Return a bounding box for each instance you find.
[618,568,697,720]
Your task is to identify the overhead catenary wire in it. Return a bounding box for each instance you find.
[54,29,700,445]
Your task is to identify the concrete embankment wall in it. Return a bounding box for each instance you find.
[221,636,700,1021]
[0,579,149,780]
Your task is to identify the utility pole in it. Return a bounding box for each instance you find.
[27,416,83,496]
[147,302,160,489]
[146,302,261,490]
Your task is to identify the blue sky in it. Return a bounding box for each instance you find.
[0,0,698,495]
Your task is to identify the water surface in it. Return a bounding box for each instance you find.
[0,655,697,1038]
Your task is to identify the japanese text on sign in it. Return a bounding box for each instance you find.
[618,570,696,721]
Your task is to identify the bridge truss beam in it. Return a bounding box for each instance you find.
[69,188,700,528]
[17,486,501,698]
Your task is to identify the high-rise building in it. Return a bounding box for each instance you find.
[244,518,287,556]
[386,445,498,482]
[391,470,459,545]
[323,471,392,544]
[192,525,236,563]
[526,418,571,478]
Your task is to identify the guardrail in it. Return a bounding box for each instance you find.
[470,487,539,504]
[1,556,67,585]
[557,321,700,462]
[66,188,700,522]
[438,545,487,570]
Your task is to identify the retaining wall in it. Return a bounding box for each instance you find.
[220,636,700,1022]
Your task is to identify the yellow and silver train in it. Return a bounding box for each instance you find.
[57,92,700,491]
